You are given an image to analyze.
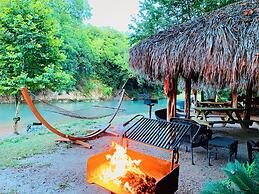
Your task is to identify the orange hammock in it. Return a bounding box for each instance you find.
[20,87,125,148]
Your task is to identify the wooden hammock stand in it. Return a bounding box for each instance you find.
[20,87,125,148]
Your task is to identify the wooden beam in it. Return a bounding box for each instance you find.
[167,77,178,121]
[55,138,92,149]
[232,86,238,108]
[185,79,191,119]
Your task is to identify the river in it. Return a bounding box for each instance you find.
[0,98,185,136]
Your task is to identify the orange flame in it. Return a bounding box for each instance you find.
[99,142,145,193]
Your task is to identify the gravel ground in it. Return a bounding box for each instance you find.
[0,124,258,194]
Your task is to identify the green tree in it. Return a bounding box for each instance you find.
[50,0,92,24]
[85,26,130,91]
[0,0,74,133]
[50,0,96,82]
[60,25,96,82]
[129,0,239,44]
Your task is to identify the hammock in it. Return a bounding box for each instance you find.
[29,92,114,120]
[20,87,125,144]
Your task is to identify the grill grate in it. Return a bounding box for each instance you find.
[123,116,192,150]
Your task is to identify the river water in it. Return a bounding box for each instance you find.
[0,98,184,136]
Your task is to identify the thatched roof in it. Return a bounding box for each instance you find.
[129,0,259,88]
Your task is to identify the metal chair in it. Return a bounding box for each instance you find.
[170,118,212,165]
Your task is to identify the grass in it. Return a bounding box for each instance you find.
[0,189,18,194]
[0,112,148,169]
[0,132,57,168]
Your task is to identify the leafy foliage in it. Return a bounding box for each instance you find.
[129,0,239,44]
[49,0,96,82]
[201,156,259,194]
[0,0,74,94]
[85,26,130,90]
[49,0,92,23]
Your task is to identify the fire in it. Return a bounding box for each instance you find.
[99,142,155,193]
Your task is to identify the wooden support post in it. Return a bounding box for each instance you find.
[232,86,238,108]
[12,93,21,135]
[192,89,197,107]
[167,78,178,121]
[185,79,191,119]
[244,82,253,121]
[167,95,172,122]
[201,90,205,102]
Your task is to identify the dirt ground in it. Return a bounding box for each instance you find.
[0,124,258,194]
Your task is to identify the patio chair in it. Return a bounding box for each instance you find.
[247,140,259,164]
[154,108,185,120]
[170,118,212,165]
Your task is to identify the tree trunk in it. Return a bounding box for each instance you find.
[232,86,238,108]
[185,79,191,119]
[244,82,253,121]
[12,93,21,134]
[167,78,178,121]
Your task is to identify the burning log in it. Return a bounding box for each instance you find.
[120,172,156,194]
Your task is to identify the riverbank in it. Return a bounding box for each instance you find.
[0,90,111,104]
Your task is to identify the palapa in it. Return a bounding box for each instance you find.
[129,0,259,89]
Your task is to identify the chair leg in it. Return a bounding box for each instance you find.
[208,150,212,166]
[191,146,194,165]
[234,144,238,159]
[247,141,253,164]
[228,150,232,162]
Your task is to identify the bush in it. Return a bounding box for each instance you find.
[201,155,259,194]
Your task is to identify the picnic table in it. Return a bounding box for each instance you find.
[193,106,253,128]
[198,101,232,107]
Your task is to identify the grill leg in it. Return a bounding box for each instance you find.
[149,105,152,118]
[171,149,179,170]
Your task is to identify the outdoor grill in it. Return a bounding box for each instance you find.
[87,115,192,194]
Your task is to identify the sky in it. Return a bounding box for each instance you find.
[87,0,140,32]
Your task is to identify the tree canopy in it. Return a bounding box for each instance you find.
[0,0,241,99]
[129,0,239,44]
[0,0,74,94]
[85,26,130,90]
[50,0,96,82]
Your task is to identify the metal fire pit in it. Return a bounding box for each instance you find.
[87,148,179,194]
[87,115,192,194]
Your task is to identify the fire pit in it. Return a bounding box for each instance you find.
[87,115,192,194]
